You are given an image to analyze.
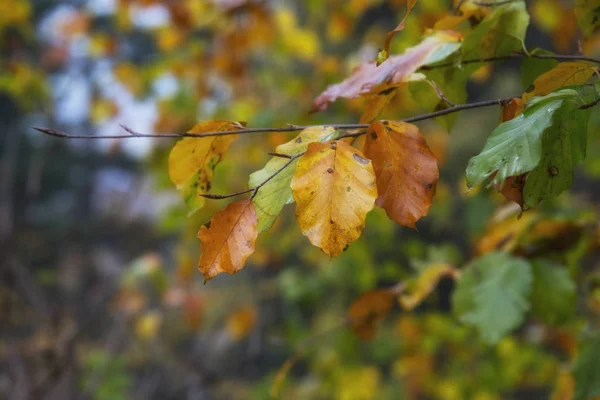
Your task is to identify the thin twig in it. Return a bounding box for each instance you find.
[428,80,456,107]
[580,97,600,110]
[419,52,600,71]
[471,0,520,6]
[267,152,293,159]
[201,153,304,200]
[249,154,303,200]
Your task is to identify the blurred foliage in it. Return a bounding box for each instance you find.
[3,0,600,399]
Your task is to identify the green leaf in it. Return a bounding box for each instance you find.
[249,126,338,232]
[529,260,576,325]
[466,88,582,188]
[575,0,600,37]
[462,2,529,66]
[573,334,600,400]
[521,49,559,89]
[522,101,590,208]
[452,251,532,344]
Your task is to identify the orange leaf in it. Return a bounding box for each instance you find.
[348,289,395,340]
[197,200,258,281]
[377,0,418,65]
[291,140,377,257]
[312,31,460,112]
[364,121,439,229]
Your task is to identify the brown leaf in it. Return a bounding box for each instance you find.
[348,289,395,340]
[197,200,258,281]
[364,121,439,229]
[377,0,418,65]
[501,97,524,122]
[312,31,460,112]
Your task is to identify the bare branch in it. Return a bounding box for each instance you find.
[267,152,293,159]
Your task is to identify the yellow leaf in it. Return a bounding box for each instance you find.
[364,121,439,229]
[197,200,258,281]
[226,305,257,340]
[291,140,377,257]
[169,121,243,213]
[399,264,457,310]
[135,311,162,340]
[522,62,597,102]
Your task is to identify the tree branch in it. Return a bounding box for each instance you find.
[419,51,600,71]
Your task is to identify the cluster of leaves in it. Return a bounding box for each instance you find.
[159,1,600,398]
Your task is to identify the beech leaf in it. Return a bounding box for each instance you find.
[169,120,244,214]
[377,0,418,66]
[249,126,338,232]
[364,121,439,228]
[522,62,597,102]
[291,140,377,257]
[452,252,533,344]
[311,31,461,112]
[400,264,458,311]
[197,200,258,281]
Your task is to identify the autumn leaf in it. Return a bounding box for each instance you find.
[522,61,597,102]
[291,140,377,257]
[348,289,395,340]
[197,200,258,281]
[169,120,244,214]
[575,0,600,37]
[312,31,461,112]
[399,264,458,311]
[226,305,257,340]
[364,121,438,229]
[377,0,418,66]
[249,126,338,232]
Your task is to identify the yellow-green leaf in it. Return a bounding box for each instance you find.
[291,140,377,257]
[249,126,338,232]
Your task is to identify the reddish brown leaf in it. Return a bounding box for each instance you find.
[364,121,439,228]
[348,289,395,340]
[312,31,460,112]
[197,200,258,281]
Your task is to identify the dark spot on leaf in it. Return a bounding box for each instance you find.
[343,244,350,251]
[370,131,378,140]
[346,186,351,192]
[548,166,559,176]
[525,84,535,93]
[327,168,334,173]
[310,191,315,195]
[329,219,334,224]
[353,153,369,164]
[426,183,433,190]
[295,137,302,143]
[382,121,389,126]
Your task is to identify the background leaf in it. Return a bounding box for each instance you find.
[573,334,600,400]
[530,260,576,325]
[452,252,533,344]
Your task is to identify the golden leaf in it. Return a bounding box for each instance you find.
[364,121,439,229]
[291,140,377,257]
[169,120,244,213]
[197,200,258,281]
[522,61,597,102]
[399,264,458,311]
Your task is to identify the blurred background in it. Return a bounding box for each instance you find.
[2,0,600,399]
